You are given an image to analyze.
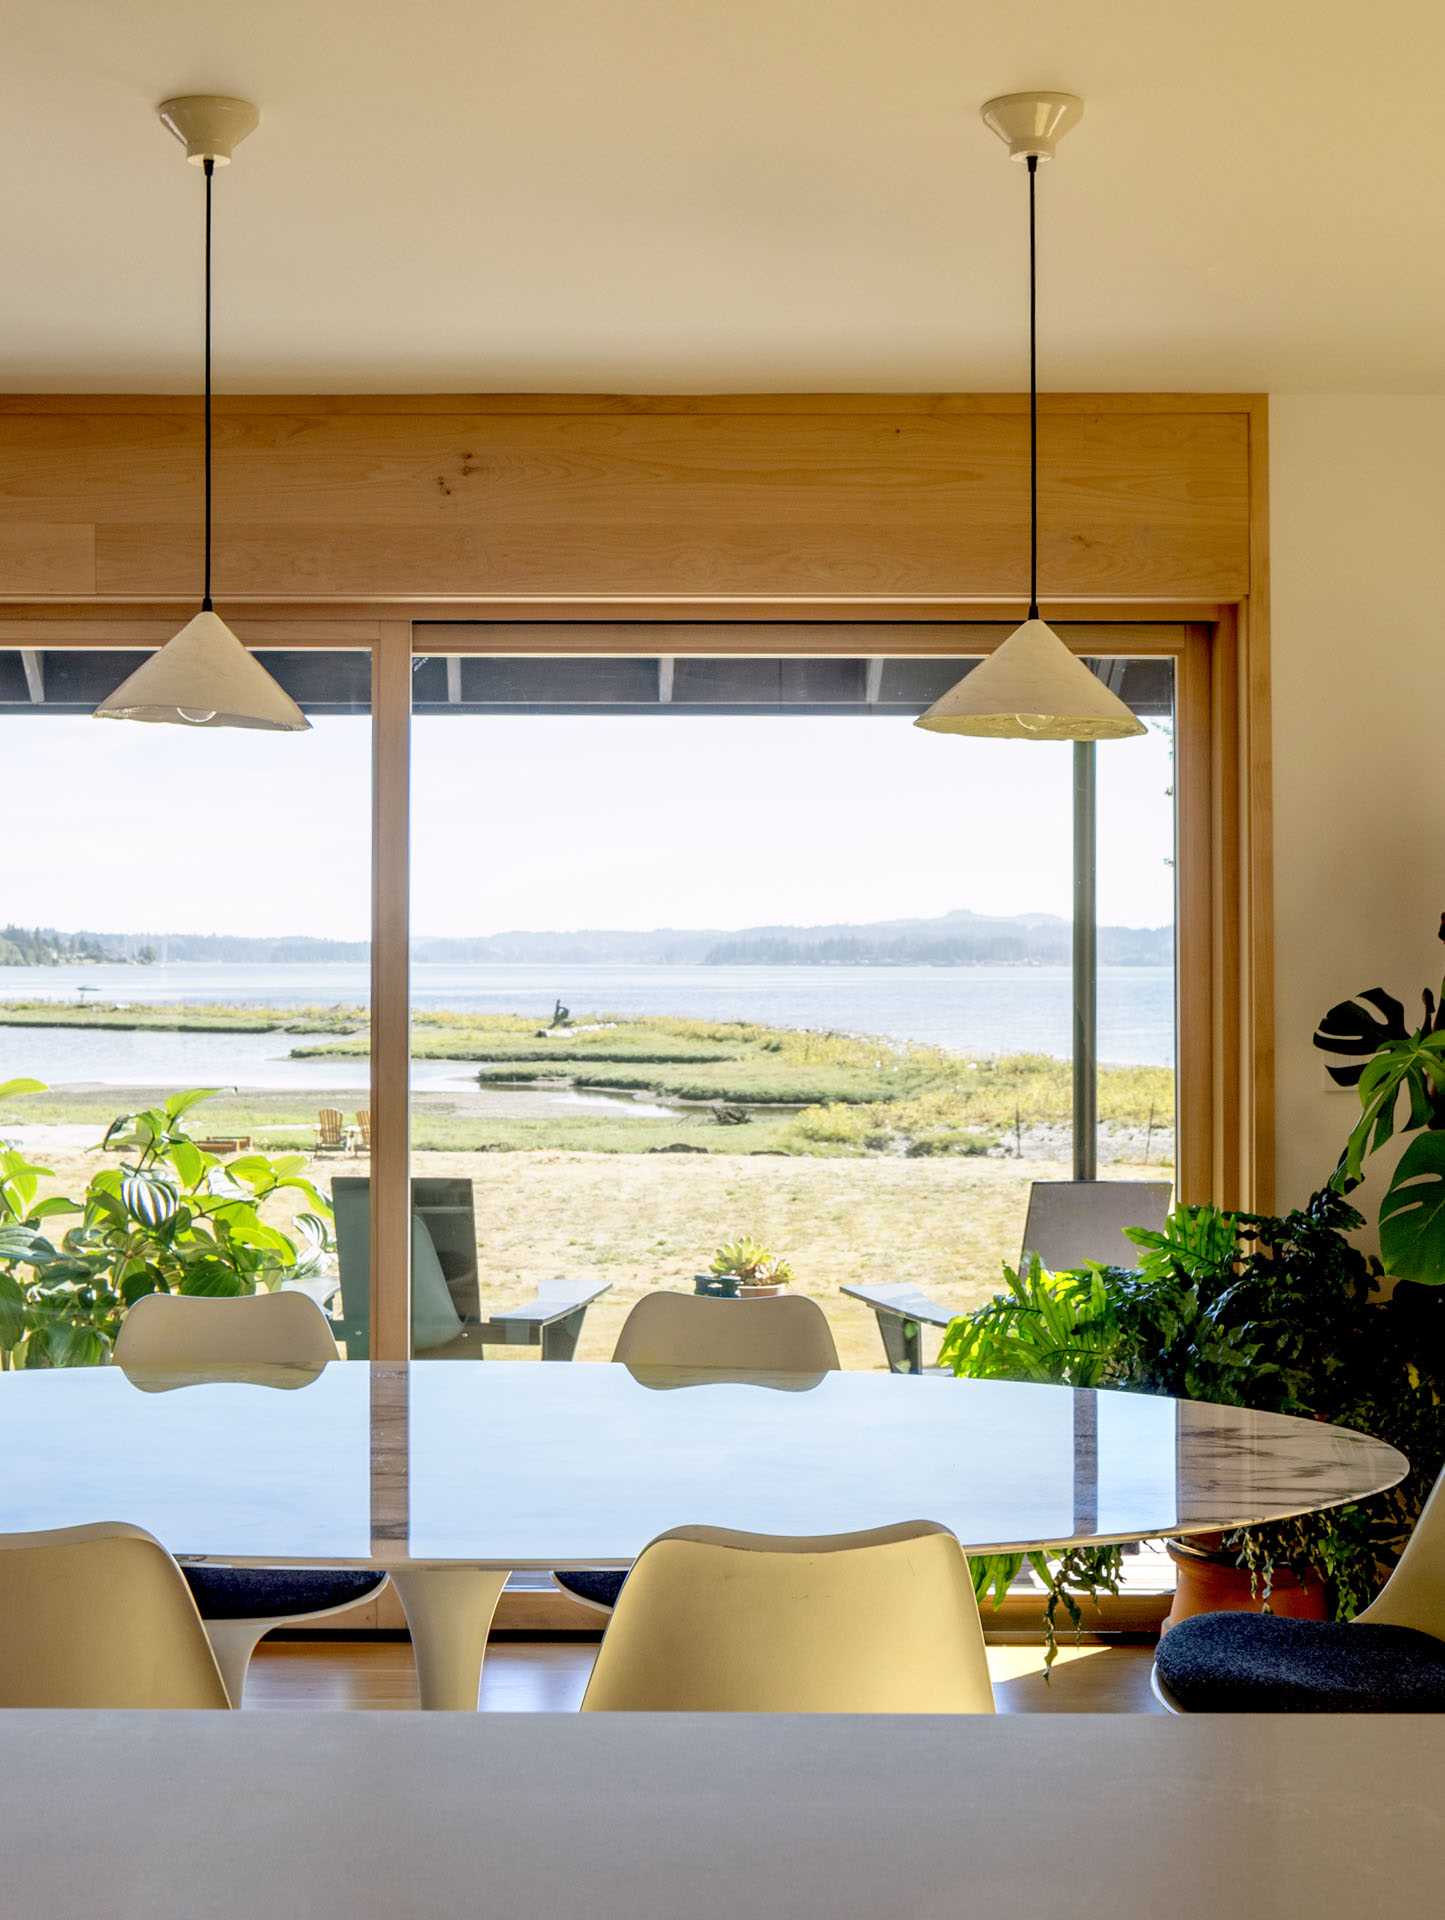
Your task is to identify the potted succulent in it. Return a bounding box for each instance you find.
[696,1238,794,1299]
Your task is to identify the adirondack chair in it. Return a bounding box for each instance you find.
[350,1109,372,1154]
[842,1179,1174,1373]
[314,1107,347,1155]
[327,1175,609,1360]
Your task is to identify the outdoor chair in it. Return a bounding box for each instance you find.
[1153,1466,1445,1712]
[0,1521,231,1710]
[1019,1179,1173,1272]
[328,1175,608,1359]
[112,1290,387,1706]
[351,1108,371,1153]
[314,1106,347,1155]
[580,1521,994,1713]
[844,1177,1174,1373]
[555,1291,839,1616]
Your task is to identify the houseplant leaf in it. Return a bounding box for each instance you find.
[1339,1034,1445,1184]
[1314,988,1410,1085]
[178,1259,251,1297]
[0,1269,26,1349]
[163,1088,222,1123]
[121,1170,180,1228]
[1380,1131,1445,1285]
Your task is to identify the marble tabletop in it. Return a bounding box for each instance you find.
[0,1361,1406,1569]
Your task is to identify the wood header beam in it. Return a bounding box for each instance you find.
[0,393,1252,604]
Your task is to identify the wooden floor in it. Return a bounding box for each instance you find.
[246,1635,1164,1713]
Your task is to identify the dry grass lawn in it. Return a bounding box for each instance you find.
[413,1147,1168,1369]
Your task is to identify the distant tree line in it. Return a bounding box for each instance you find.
[0,924,121,967]
[99,933,371,964]
[0,931,371,965]
[702,929,1171,967]
[0,916,1171,969]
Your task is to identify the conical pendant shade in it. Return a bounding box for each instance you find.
[95,98,305,735]
[93,611,310,731]
[918,95,1143,747]
[914,618,1145,741]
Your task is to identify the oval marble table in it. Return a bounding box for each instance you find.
[0,1361,1407,1709]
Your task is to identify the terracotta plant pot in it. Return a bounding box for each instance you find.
[1161,1536,1328,1635]
[736,1282,786,1299]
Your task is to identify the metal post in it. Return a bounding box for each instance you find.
[1072,740,1098,1182]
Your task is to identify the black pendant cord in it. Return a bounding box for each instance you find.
[1027,153,1039,622]
[202,156,214,613]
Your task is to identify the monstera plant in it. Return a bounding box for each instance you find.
[1314,913,1445,1283]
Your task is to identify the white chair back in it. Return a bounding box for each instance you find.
[1357,1467,1445,1638]
[612,1291,840,1372]
[113,1289,338,1369]
[582,1520,993,1713]
[0,1522,230,1709]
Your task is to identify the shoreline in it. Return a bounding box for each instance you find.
[4,1104,1175,1169]
[1,1006,1177,1161]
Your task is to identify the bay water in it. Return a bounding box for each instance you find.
[0,960,1173,1090]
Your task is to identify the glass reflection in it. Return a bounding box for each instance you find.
[117,1361,331,1394]
[621,1365,834,1394]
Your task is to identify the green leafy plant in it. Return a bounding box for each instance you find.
[1379,1132,1445,1282]
[940,1187,1445,1660]
[1314,913,1445,1282]
[0,1084,332,1368]
[709,1237,793,1286]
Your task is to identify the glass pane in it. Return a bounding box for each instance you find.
[407,645,1179,1370]
[1094,657,1177,1198]
[0,646,371,1368]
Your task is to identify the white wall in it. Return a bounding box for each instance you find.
[1270,397,1445,1219]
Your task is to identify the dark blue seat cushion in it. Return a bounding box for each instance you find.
[1156,1612,1445,1712]
[184,1566,385,1623]
[554,1569,627,1612]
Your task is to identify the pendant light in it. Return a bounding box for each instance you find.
[95,97,308,732]
[915,92,1143,743]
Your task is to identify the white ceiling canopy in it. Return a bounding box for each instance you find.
[4,0,1444,393]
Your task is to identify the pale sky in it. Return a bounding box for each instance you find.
[4,710,1174,939]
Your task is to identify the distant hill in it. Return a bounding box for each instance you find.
[701,908,1170,967]
[13,909,1171,969]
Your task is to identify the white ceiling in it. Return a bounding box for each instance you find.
[5,0,1445,393]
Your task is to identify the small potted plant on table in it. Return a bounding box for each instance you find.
[696,1238,794,1299]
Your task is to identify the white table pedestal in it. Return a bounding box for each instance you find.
[392,1568,511,1710]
